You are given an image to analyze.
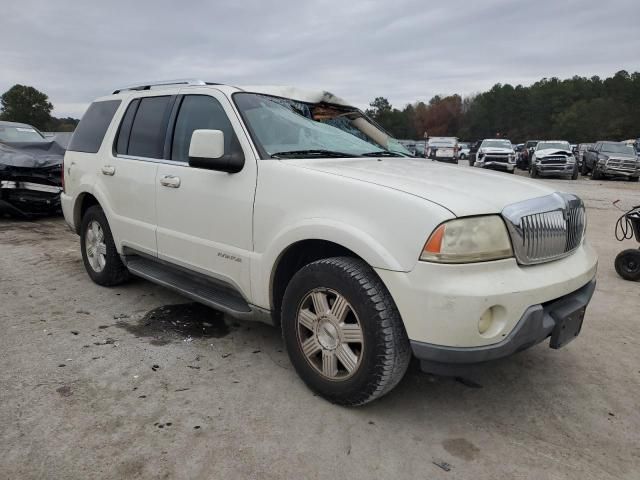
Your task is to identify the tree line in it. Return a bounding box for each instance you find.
[0,84,79,132]
[365,70,640,143]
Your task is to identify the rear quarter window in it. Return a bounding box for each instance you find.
[68,100,121,153]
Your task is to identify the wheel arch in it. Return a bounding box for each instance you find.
[73,192,101,234]
[269,239,365,326]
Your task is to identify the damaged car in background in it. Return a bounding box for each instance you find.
[0,121,64,217]
[530,140,579,180]
[473,138,516,173]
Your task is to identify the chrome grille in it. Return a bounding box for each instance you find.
[607,158,637,171]
[540,156,567,164]
[502,193,585,265]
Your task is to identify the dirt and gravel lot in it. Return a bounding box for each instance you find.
[1,173,639,480]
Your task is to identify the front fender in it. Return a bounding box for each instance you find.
[251,218,409,310]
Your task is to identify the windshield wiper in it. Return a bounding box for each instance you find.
[270,149,363,159]
[361,151,401,157]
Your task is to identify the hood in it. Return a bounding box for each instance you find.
[285,158,556,216]
[535,149,572,158]
[480,147,512,154]
[0,141,65,169]
[602,152,637,160]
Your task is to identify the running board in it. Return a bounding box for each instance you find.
[125,255,255,319]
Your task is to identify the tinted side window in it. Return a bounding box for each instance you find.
[68,100,121,153]
[114,99,139,155]
[128,96,171,158]
[171,95,235,162]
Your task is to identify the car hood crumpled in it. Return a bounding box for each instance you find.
[535,148,573,158]
[480,147,512,154]
[0,141,65,169]
[286,157,556,216]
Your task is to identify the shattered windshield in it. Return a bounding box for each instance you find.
[0,125,46,143]
[233,93,411,158]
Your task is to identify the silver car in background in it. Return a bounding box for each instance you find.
[530,140,578,180]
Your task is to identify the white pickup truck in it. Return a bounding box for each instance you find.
[61,80,598,405]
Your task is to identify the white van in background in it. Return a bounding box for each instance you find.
[427,137,459,164]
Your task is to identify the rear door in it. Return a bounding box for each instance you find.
[100,94,175,256]
[155,88,257,297]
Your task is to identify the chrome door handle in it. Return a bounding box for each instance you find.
[101,165,115,176]
[160,175,181,188]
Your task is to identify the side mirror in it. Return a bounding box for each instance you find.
[188,129,245,173]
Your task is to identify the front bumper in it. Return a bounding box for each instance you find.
[375,242,597,349]
[410,279,595,371]
[600,166,639,178]
[0,180,62,217]
[477,161,515,172]
[536,162,576,176]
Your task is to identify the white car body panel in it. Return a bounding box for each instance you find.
[62,84,598,353]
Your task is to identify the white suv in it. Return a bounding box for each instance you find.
[62,80,598,405]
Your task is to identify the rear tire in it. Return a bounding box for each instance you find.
[615,249,640,281]
[281,256,411,406]
[80,205,130,286]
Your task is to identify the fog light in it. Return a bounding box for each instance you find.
[478,309,493,334]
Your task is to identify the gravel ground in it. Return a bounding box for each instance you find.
[1,173,639,479]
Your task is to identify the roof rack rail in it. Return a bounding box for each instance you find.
[112,79,211,94]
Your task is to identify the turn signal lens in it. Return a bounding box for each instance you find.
[420,216,513,263]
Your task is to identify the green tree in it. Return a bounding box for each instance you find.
[0,84,53,130]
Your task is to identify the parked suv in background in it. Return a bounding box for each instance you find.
[530,140,578,180]
[582,141,639,181]
[62,80,597,405]
[473,139,516,173]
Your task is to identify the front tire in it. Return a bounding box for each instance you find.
[629,176,639,183]
[571,165,579,180]
[581,160,589,176]
[592,165,602,180]
[281,257,411,406]
[530,166,538,178]
[80,205,130,286]
[615,249,640,281]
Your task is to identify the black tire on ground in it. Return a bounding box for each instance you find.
[281,256,411,406]
[509,169,515,174]
[592,165,602,180]
[80,205,130,286]
[571,166,579,180]
[581,160,589,176]
[629,176,639,182]
[615,249,640,281]
[530,166,538,178]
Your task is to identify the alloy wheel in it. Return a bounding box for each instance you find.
[296,288,363,381]
[85,220,107,272]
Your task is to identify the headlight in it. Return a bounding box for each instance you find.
[420,216,513,263]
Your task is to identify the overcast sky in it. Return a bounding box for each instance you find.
[2,0,639,118]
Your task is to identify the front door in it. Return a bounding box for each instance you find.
[155,89,257,298]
